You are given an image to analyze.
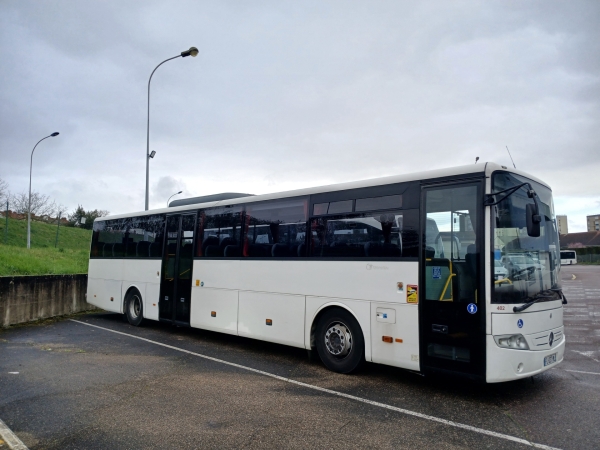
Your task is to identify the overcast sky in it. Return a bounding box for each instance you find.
[1,1,598,231]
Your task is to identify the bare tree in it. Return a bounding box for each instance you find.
[0,178,8,205]
[55,204,69,219]
[10,191,57,218]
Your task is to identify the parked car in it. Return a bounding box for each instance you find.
[502,253,543,280]
[494,259,508,281]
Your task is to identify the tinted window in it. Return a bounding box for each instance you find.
[197,206,243,257]
[92,218,127,258]
[146,215,166,257]
[310,211,406,258]
[355,194,402,212]
[313,203,328,216]
[125,217,148,257]
[328,200,353,214]
[90,214,165,258]
[90,221,104,257]
[244,198,308,258]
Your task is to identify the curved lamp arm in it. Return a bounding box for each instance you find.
[28,132,59,248]
[167,191,183,207]
[145,47,198,211]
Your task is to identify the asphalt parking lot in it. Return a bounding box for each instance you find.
[0,265,599,450]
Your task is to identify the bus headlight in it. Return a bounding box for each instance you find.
[494,334,529,350]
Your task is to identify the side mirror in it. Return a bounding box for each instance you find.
[526,203,541,237]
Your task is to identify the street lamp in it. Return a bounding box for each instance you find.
[167,191,183,207]
[28,132,60,249]
[145,46,198,211]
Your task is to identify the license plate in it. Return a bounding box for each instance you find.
[544,353,557,366]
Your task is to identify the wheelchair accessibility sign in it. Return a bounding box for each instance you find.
[467,303,477,314]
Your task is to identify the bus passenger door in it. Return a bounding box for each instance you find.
[159,213,196,325]
[420,182,485,379]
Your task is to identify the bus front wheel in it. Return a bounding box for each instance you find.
[316,308,364,374]
[125,289,144,326]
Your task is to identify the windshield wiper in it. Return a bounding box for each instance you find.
[484,182,539,208]
[513,289,566,313]
[553,288,568,305]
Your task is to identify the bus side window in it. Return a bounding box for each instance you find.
[92,219,127,258]
[243,197,308,258]
[197,207,243,258]
[113,214,165,258]
[125,217,145,257]
[310,210,406,258]
[90,221,105,257]
[147,214,165,258]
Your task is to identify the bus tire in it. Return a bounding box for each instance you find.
[125,289,144,326]
[316,308,364,374]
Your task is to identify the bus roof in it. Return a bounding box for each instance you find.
[98,161,551,221]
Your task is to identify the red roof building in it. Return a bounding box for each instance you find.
[559,231,600,248]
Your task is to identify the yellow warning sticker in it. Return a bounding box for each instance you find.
[407,284,418,303]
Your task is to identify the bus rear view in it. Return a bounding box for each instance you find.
[560,250,577,265]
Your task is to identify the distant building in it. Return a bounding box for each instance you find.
[560,231,600,248]
[557,215,568,235]
[587,214,600,232]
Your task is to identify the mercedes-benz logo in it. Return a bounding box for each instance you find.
[549,332,554,347]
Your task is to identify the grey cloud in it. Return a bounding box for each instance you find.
[151,176,187,208]
[1,1,599,218]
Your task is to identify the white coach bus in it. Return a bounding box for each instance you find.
[560,250,577,265]
[86,162,566,383]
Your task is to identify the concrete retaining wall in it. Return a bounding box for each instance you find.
[0,274,95,327]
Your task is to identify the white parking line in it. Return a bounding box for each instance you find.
[0,418,28,450]
[572,350,600,363]
[70,319,561,450]
[565,370,600,375]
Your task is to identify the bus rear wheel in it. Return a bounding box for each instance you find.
[125,289,144,326]
[316,308,364,374]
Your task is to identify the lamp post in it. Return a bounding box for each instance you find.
[145,46,198,211]
[28,132,59,249]
[167,191,183,207]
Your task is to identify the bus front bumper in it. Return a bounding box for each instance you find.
[485,334,565,383]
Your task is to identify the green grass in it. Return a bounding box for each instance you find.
[0,217,91,276]
[0,246,90,276]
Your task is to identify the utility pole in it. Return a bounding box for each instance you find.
[55,212,61,248]
[4,200,8,244]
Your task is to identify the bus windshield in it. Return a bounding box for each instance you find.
[492,172,561,304]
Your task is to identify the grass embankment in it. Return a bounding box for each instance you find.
[0,217,91,276]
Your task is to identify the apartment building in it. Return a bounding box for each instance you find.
[587,214,600,232]
[557,215,568,235]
